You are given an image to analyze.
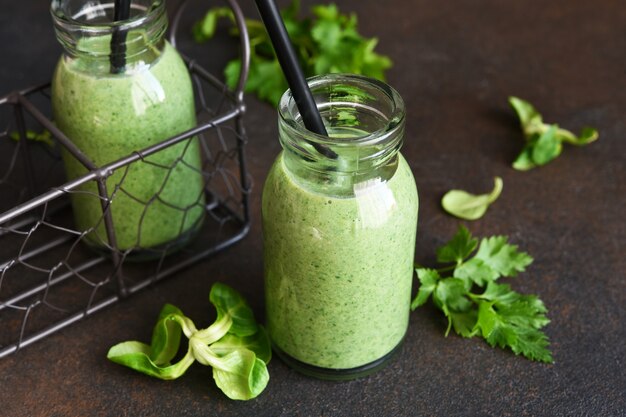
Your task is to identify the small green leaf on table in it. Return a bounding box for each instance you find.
[442,177,503,220]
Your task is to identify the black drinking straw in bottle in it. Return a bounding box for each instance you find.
[254,0,337,159]
[110,0,131,73]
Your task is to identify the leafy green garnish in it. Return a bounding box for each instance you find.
[412,226,553,363]
[193,0,392,106]
[107,283,271,400]
[9,129,54,147]
[509,96,599,170]
[441,177,503,220]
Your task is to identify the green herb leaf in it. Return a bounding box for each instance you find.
[432,277,473,335]
[453,257,499,287]
[410,268,440,310]
[475,295,552,363]
[149,303,184,365]
[108,283,270,400]
[449,310,478,338]
[188,338,268,400]
[209,282,258,337]
[211,326,272,364]
[435,225,478,264]
[433,278,473,313]
[224,59,243,92]
[531,125,562,165]
[9,129,54,147]
[512,142,537,171]
[508,96,599,170]
[412,227,552,362]
[107,305,196,380]
[194,11,217,42]
[244,56,288,107]
[211,350,270,401]
[474,236,533,278]
[480,282,550,328]
[442,177,503,221]
[560,126,599,146]
[509,96,543,131]
[107,342,195,380]
[194,0,392,106]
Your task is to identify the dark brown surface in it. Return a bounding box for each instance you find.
[1,0,625,416]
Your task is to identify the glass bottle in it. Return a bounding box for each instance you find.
[50,0,205,257]
[263,74,419,379]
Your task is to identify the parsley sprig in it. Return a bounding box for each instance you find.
[412,226,553,363]
[193,0,392,106]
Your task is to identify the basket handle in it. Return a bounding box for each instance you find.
[169,0,250,102]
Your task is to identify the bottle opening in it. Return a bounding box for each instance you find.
[277,74,406,198]
[51,0,162,28]
[278,74,406,173]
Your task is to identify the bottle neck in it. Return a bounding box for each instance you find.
[51,0,167,75]
[278,74,406,197]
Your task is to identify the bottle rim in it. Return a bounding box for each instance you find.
[50,0,164,34]
[278,73,406,149]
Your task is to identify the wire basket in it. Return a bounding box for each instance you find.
[0,0,251,358]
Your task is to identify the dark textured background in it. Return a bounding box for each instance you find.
[0,0,625,416]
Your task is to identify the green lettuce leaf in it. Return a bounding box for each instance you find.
[442,177,503,221]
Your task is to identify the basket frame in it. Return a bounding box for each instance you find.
[0,0,251,358]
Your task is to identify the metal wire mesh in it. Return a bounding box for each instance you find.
[0,0,251,358]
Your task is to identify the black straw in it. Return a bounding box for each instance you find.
[110,0,131,73]
[254,0,337,159]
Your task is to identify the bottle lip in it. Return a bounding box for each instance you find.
[278,73,406,149]
[50,0,164,34]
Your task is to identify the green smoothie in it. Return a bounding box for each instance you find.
[263,152,418,369]
[52,41,205,251]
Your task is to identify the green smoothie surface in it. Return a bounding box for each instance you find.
[263,151,418,369]
[52,41,205,251]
